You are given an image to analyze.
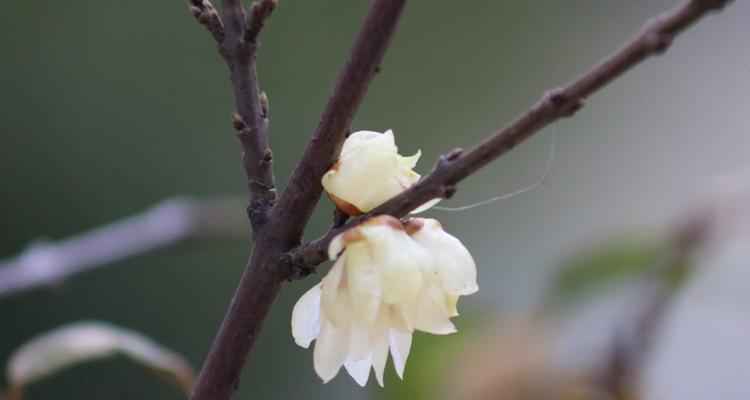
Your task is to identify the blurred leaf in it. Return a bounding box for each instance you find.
[548,239,663,306]
[5,321,194,399]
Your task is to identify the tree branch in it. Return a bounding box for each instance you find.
[198,0,277,207]
[191,1,406,399]
[286,0,732,271]
[189,0,225,43]
[0,197,247,300]
[596,197,709,398]
[271,0,408,244]
[246,0,277,44]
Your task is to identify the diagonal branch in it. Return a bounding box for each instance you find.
[286,0,733,271]
[271,0,408,243]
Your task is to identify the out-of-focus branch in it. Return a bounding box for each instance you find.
[272,0,407,243]
[0,197,246,300]
[595,192,713,399]
[286,0,732,271]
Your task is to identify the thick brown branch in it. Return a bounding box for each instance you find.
[191,235,287,400]
[287,0,732,270]
[271,0,408,244]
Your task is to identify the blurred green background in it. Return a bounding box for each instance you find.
[1,1,748,399]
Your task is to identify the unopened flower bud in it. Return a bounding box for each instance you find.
[322,130,433,214]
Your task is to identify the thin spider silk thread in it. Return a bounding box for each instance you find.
[432,127,557,212]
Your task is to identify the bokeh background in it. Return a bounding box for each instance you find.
[1,1,748,399]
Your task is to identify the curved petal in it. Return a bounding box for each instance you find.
[389,330,413,379]
[367,226,424,306]
[409,219,478,295]
[322,131,402,212]
[344,355,372,387]
[347,318,372,362]
[414,285,457,335]
[388,304,414,333]
[313,321,350,383]
[370,314,391,387]
[291,284,321,348]
[341,130,394,154]
[328,233,345,260]
[322,129,427,213]
[399,149,421,170]
[320,257,352,328]
[345,242,383,326]
[410,197,441,214]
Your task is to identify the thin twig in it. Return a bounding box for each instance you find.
[195,0,277,207]
[246,0,277,43]
[286,0,732,271]
[271,0,408,243]
[0,197,247,299]
[189,0,225,43]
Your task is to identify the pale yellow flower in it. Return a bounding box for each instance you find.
[321,130,430,215]
[291,216,477,386]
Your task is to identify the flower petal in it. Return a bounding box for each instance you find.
[291,284,321,349]
[399,149,421,170]
[367,226,425,306]
[320,257,352,328]
[322,131,403,212]
[313,321,350,383]
[414,285,458,335]
[389,330,412,379]
[409,219,478,295]
[347,318,372,362]
[322,129,426,213]
[387,304,414,333]
[345,242,383,326]
[344,355,372,387]
[410,197,441,214]
[370,315,391,387]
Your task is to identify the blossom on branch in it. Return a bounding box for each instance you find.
[322,130,429,215]
[291,215,478,386]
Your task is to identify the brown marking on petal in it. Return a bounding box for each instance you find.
[327,193,364,216]
[330,161,341,171]
[339,229,364,247]
[364,215,404,230]
[403,218,425,235]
